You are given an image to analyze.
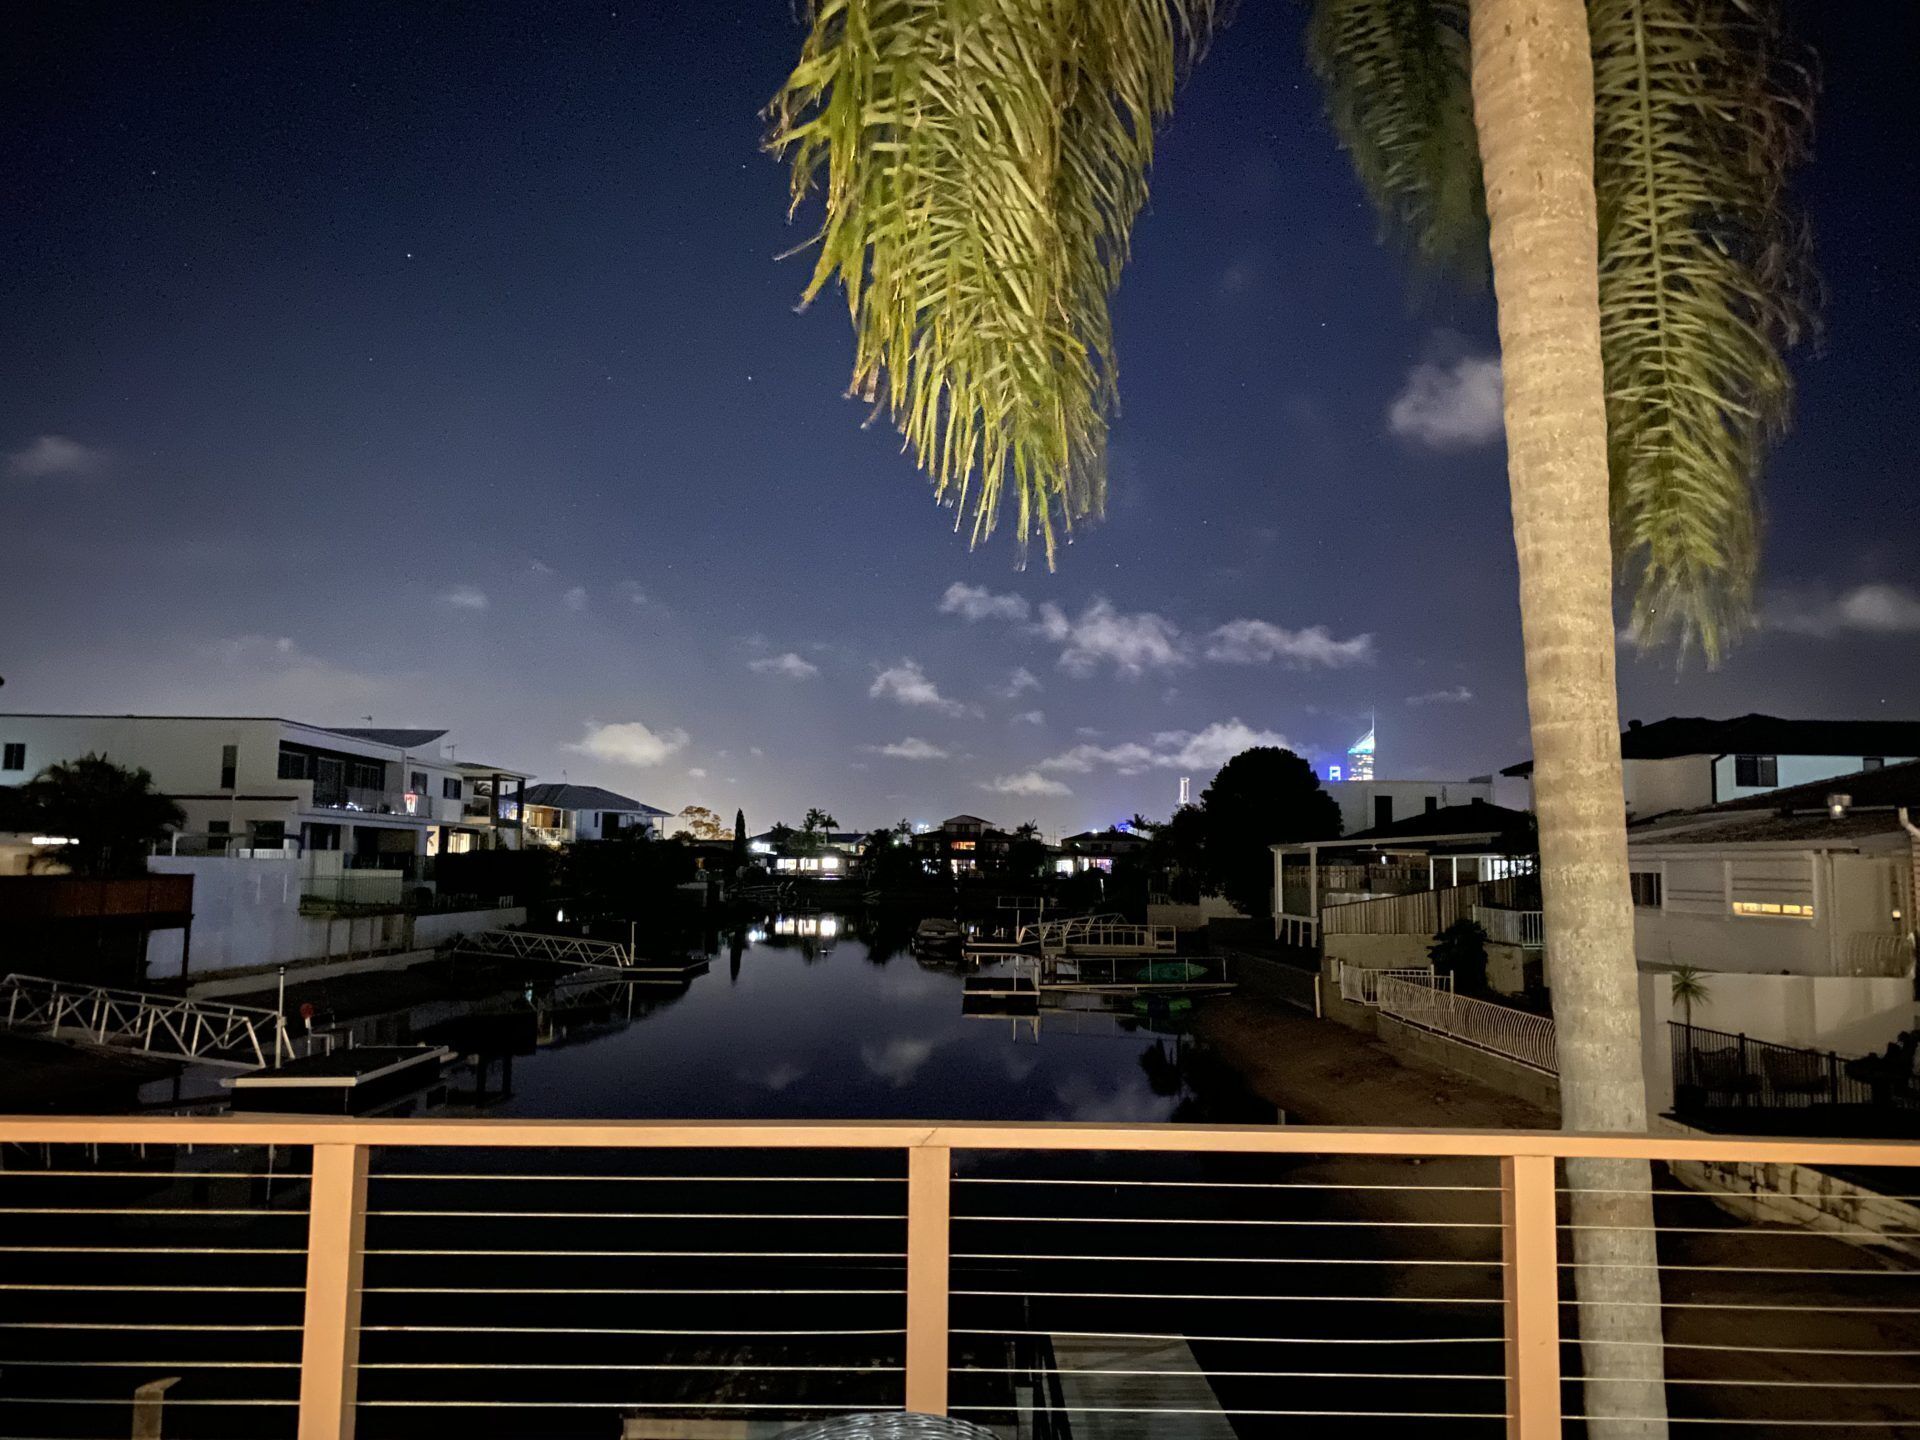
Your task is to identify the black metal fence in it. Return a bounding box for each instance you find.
[1670,1021,1920,1131]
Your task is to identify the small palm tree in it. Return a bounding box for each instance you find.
[19,754,186,877]
[1670,964,1711,1030]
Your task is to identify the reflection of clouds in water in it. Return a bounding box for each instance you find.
[860,1037,938,1086]
[1050,1071,1172,1124]
[999,1048,1042,1083]
[739,1061,808,1092]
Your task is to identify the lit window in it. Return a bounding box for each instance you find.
[1732,901,1813,919]
[952,840,976,851]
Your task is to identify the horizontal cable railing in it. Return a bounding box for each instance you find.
[1375,978,1559,1075]
[4,1119,1920,1438]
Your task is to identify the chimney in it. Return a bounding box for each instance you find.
[1828,793,1852,820]
[1627,719,1642,730]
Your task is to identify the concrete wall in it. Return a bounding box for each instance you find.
[1376,1013,1561,1112]
[144,854,522,976]
[1622,755,1714,819]
[1149,896,1242,930]
[1648,967,1914,1055]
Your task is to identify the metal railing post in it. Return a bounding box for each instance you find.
[299,1142,369,1440]
[1501,1153,1561,1440]
[905,1143,952,1415]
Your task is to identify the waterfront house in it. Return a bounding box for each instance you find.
[913,813,1014,875]
[1504,713,1920,820]
[1321,775,1498,835]
[0,713,506,860]
[1061,826,1147,873]
[746,828,869,876]
[521,783,671,846]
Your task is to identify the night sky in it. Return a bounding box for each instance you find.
[4,3,1916,834]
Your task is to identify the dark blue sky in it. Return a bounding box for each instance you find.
[3,2,1915,833]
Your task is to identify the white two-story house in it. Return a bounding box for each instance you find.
[1504,713,1920,821]
[0,714,518,860]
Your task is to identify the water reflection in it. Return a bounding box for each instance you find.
[457,912,1271,1124]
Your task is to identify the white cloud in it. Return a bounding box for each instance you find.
[529,558,555,575]
[1389,356,1504,448]
[1204,619,1374,668]
[1040,741,1157,776]
[562,586,589,613]
[1037,598,1187,678]
[1005,666,1042,696]
[980,770,1073,798]
[1766,583,1920,639]
[1151,720,1291,771]
[750,651,821,680]
[687,767,708,779]
[1010,710,1046,726]
[1040,718,1290,776]
[566,720,690,768]
[1407,685,1475,706]
[620,581,649,605]
[438,584,489,611]
[201,634,393,714]
[877,737,950,761]
[870,659,971,716]
[7,434,107,479]
[939,582,1030,623]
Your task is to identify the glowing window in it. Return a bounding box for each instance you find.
[951,840,976,851]
[1732,901,1813,919]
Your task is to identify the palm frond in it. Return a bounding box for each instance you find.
[1591,0,1817,661]
[1305,0,1484,277]
[767,0,1213,566]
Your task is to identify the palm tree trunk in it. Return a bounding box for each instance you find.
[1466,0,1668,1434]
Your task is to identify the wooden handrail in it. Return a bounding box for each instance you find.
[4,1113,1920,1165]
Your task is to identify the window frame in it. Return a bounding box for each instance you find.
[1,742,24,772]
[1629,870,1664,909]
[1733,753,1778,788]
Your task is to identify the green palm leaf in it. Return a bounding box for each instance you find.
[1305,0,1485,277]
[767,0,1213,566]
[1591,0,1816,661]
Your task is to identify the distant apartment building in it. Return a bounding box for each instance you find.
[0,714,523,859]
[1504,714,1920,821]
[521,783,670,846]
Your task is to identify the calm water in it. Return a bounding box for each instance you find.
[461,913,1273,1123]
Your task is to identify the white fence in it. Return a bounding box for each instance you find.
[1337,962,1447,1007]
[1376,974,1559,1075]
[1474,905,1544,948]
[0,972,293,1069]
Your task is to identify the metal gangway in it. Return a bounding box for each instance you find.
[965,912,1177,962]
[0,972,293,1069]
[456,930,634,969]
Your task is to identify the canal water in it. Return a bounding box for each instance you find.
[446,913,1275,1125]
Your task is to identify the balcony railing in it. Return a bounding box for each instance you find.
[309,786,431,819]
[3,1116,1919,1438]
[1474,905,1545,949]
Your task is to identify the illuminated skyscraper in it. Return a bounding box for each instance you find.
[1347,722,1376,782]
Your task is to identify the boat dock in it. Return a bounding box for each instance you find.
[223,1045,453,1113]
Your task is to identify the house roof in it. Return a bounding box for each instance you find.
[1628,758,1920,847]
[940,814,993,827]
[1064,828,1146,846]
[522,783,670,816]
[1343,800,1533,844]
[1502,714,1920,777]
[314,727,450,750]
